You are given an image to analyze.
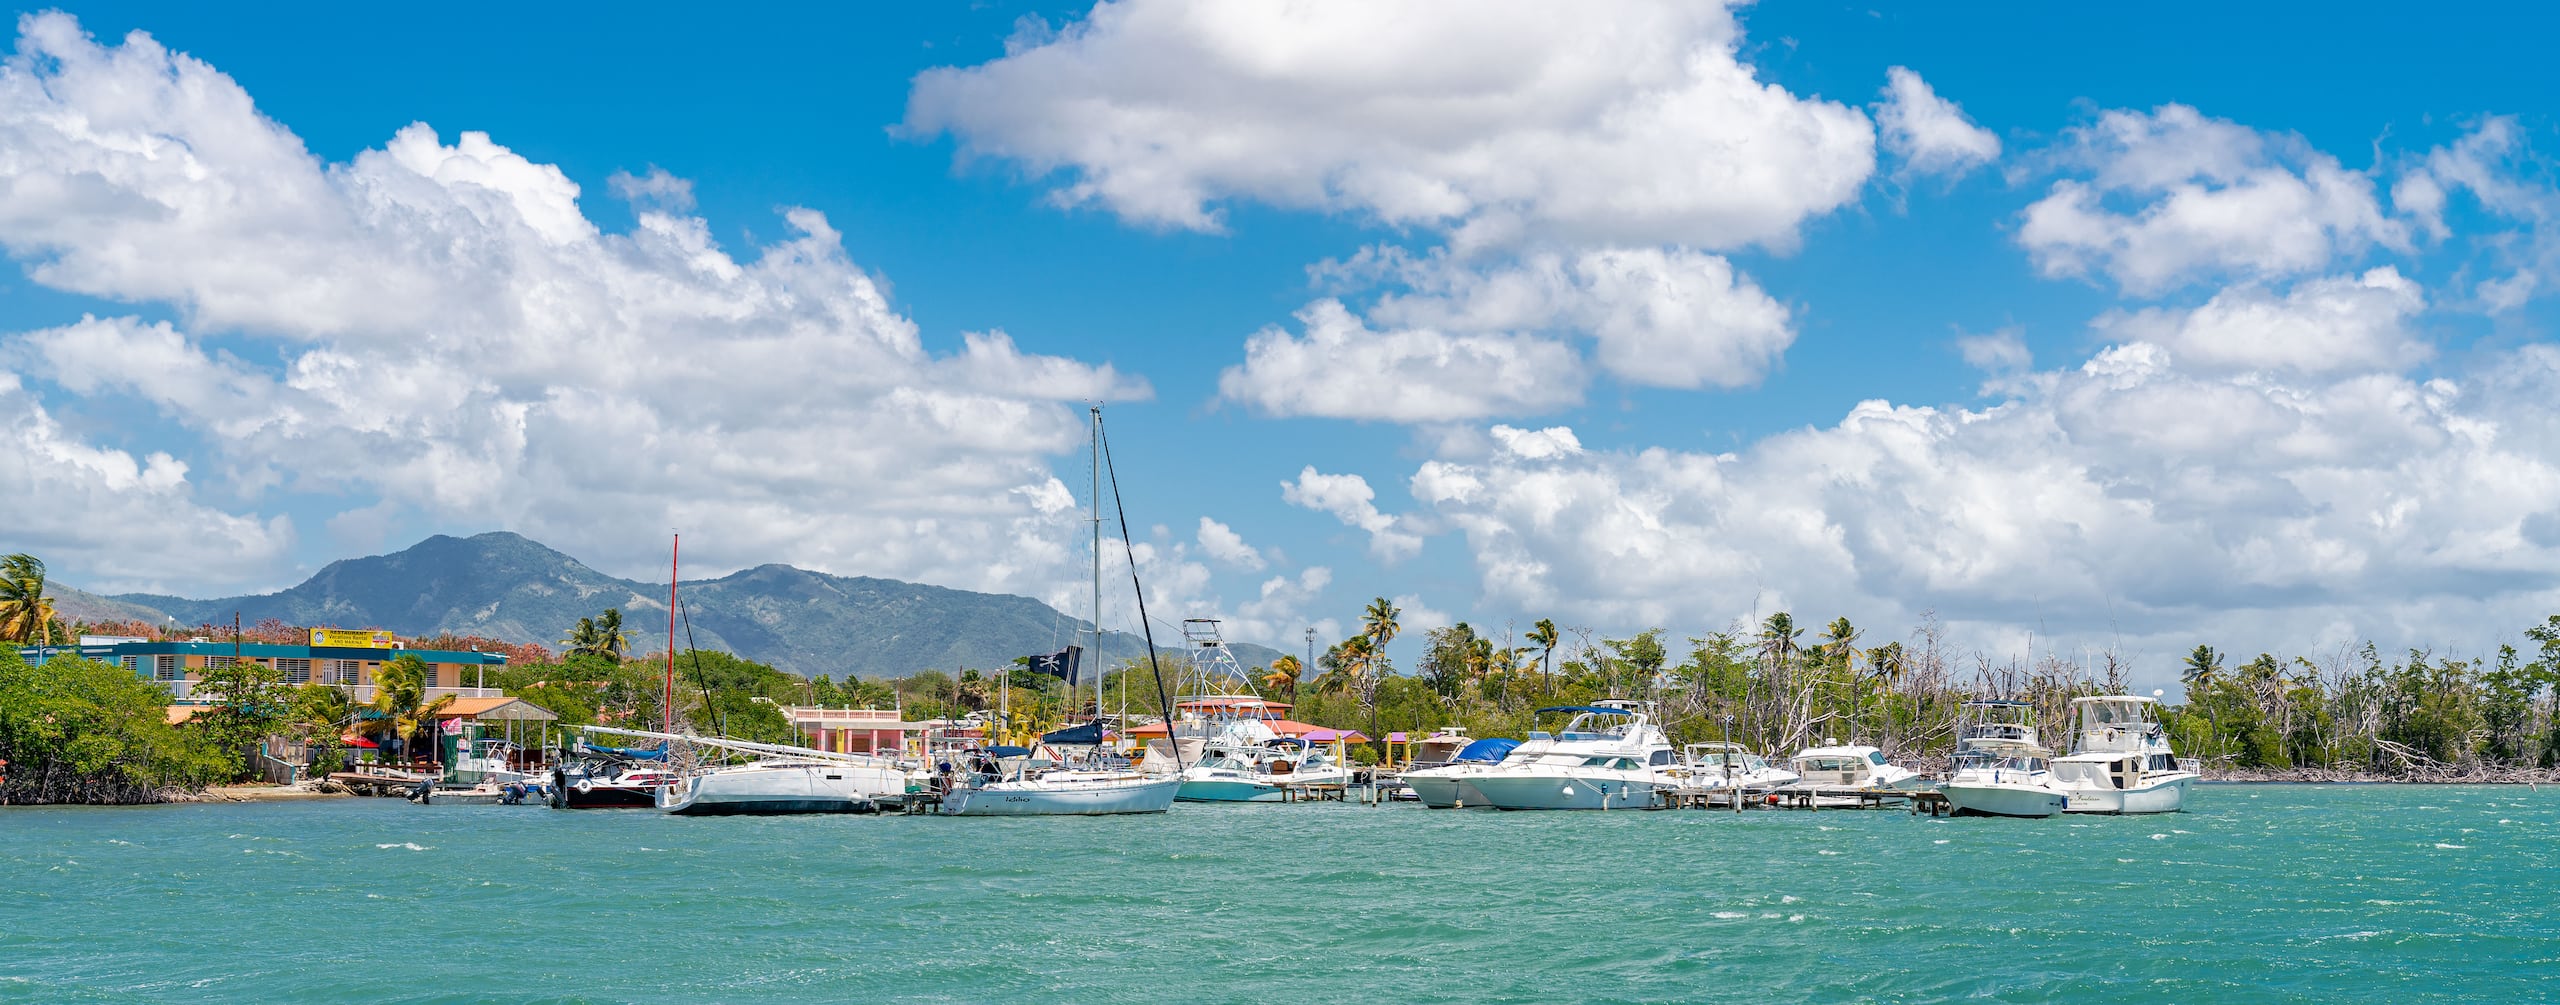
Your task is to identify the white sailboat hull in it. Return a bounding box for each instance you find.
[1177,776,1282,802]
[1469,771,1663,811]
[662,761,897,816]
[940,775,1180,816]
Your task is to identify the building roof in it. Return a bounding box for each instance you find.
[166,705,204,726]
[1299,727,1372,743]
[427,697,559,722]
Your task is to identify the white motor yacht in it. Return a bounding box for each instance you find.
[1672,742,1799,792]
[1176,738,1354,802]
[1465,702,1679,811]
[1940,738,2068,818]
[1779,740,1927,806]
[2052,696,2198,814]
[1400,737,1521,809]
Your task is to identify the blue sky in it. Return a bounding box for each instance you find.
[4,2,2558,685]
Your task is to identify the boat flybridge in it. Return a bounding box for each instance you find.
[1465,701,1679,811]
[2052,696,2198,814]
[1673,742,1798,792]
[583,725,916,815]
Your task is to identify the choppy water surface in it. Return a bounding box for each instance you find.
[3,785,2554,1003]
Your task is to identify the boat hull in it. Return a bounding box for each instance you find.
[2061,775,2192,814]
[1943,782,2067,818]
[940,776,1181,816]
[551,782,660,809]
[1177,778,1283,802]
[663,763,889,816]
[1469,772,1661,811]
[1402,769,1495,809]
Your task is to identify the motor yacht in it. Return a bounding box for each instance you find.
[1940,738,2068,818]
[1177,738,1353,802]
[1672,742,1798,792]
[1399,737,1517,808]
[1465,702,1678,811]
[1778,740,1927,806]
[2052,696,2198,814]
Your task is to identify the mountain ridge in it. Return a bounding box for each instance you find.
[86,532,1287,680]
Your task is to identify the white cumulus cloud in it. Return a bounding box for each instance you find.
[0,13,1147,595]
[1281,466,1422,561]
[2018,104,2409,295]
[905,0,1875,253]
[1875,66,2000,178]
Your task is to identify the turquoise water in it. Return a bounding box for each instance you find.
[3,785,2553,1003]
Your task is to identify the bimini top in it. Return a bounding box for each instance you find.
[2073,695,2159,705]
[1455,737,1521,763]
[1536,705,1635,717]
[1960,699,2036,708]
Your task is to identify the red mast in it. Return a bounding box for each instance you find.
[666,533,678,733]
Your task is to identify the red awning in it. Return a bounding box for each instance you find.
[340,733,379,748]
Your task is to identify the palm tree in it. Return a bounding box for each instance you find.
[596,607,634,661]
[1526,618,1559,702]
[1261,655,1303,699]
[560,617,603,658]
[0,553,62,645]
[2182,645,2225,762]
[364,654,456,766]
[1820,617,1864,740]
[1362,597,1402,651]
[1312,640,1367,697]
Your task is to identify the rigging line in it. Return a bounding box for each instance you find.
[1096,408,1185,772]
[679,598,725,741]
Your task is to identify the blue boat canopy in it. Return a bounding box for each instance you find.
[1535,705,1634,717]
[589,743,668,761]
[986,745,1032,758]
[1455,737,1520,763]
[1040,721,1106,746]
[1264,737,1309,748]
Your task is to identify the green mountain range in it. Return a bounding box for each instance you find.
[77,532,1286,680]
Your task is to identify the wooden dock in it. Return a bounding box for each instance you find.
[1278,782,1348,803]
[1659,786,1940,811]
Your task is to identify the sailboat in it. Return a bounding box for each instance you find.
[939,405,1181,816]
[583,725,916,815]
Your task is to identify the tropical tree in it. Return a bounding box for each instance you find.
[559,607,637,661]
[1260,655,1302,700]
[363,654,455,766]
[1526,618,1559,701]
[0,553,62,645]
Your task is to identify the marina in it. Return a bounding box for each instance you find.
[5,783,2550,1003]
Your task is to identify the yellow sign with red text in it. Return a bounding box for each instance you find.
[309,628,396,649]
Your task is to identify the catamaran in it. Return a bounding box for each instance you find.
[938,405,1183,817]
[1465,702,1680,811]
[2051,695,2198,814]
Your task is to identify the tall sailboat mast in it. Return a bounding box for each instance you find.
[1090,404,1104,728]
[666,533,678,734]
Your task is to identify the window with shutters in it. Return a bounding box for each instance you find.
[154,654,181,681]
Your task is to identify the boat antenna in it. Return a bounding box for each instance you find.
[679,597,726,740]
[1097,407,1184,771]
